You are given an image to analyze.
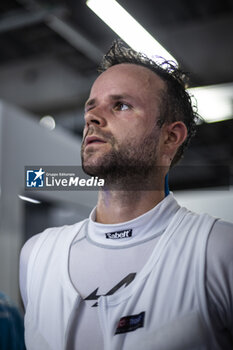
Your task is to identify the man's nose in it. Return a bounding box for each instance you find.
[84,107,107,128]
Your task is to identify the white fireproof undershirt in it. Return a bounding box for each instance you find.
[68,194,180,350]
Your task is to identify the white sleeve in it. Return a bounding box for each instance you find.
[19,234,41,309]
[206,219,233,346]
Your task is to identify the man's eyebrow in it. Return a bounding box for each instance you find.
[84,94,133,110]
[109,94,132,100]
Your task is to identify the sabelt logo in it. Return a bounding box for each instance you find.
[105,229,132,239]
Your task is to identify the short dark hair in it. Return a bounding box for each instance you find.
[98,39,199,167]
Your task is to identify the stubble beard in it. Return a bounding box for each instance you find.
[81,126,161,190]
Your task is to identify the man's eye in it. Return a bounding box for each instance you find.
[84,106,94,114]
[114,102,130,111]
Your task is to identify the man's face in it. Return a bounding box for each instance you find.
[81,63,166,185]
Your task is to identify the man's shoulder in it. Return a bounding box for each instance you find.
[207,219,233,263]
[211,218,233,235]
[39,219,88,240]
[19,218,89,307]
[44,218,88,235]
[20,218,88,273]
[205,219,233,336]
[22,218,88,253]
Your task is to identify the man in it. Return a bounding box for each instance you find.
[20,40,233,350]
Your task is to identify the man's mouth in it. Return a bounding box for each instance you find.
[85,136,106,147]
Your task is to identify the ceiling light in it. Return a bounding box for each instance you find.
[86,0,177,63]
[188,83,233,123]
[18,195,41,204]
[40,115,56,130]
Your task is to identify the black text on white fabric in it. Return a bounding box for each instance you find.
[105,229,132,239]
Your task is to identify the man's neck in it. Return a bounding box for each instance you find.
[95,190,165,224]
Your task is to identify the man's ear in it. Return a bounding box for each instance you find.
[161,121,187,163]
[164,121,187,148]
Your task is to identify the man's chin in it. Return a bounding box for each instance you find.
[82,163,103,177]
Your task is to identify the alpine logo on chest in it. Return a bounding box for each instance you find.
[84,273,136,307]
[105,229,132,239]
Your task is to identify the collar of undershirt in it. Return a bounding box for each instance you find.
[86,193,180,248]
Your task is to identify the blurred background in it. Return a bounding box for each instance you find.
[0,0,233,306]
